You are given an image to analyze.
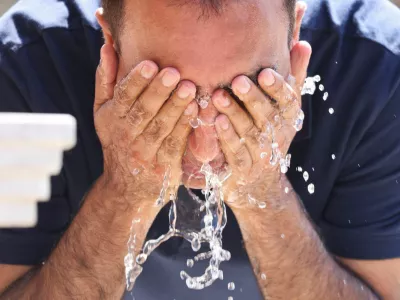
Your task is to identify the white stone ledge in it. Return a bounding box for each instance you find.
[0,113,76,149]
[0,113,77,227]
[0,203,37,227]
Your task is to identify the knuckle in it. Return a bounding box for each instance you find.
[233,146,249,169]
[127,102,149,127]
[149,84,168,98]
[243,124,258,139]
[144,119,167,142]
[114,86,129,105]
[162,136,184,158]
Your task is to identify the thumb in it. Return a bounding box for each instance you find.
[94,43,118,112]
[290,41,312,91]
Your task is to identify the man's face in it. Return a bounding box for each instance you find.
[114,0,293,189]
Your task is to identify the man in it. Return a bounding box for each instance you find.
[0,0,399,298]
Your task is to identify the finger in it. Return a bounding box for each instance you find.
[215,115,252,174]
[258,69,298,107]
[138,81,197,160]
[94,44,118,113]
[158,100,199,168]
[290,41,312,90]
[231,75,275,129]
[113,60,159,116]
[126,67,180,135]
[212,89,261,161]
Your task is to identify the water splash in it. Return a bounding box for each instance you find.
[124,74,328,291]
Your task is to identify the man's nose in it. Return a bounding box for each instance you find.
[188,101,221,163]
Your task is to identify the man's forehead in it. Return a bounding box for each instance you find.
[119,0,289,91]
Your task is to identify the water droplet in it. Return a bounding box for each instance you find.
[180,271,187,280]
[319,84,325,91]
[260,152,268,159]
[136,254,147,265]
[323,92,329,101]
[187,259,194,268]
[274,115,280,123]
[348,220,351,224]
[228,297,234,300]
[313,75,321,82]
[219,270,224,280]
[284,187,289,194]
[240,138,246,144]
[329,108,335,114]
[132,168,140,176]
[199,99,209,109]
[343,279,347,285]
[302,77,317,95]
[293,109,305,131]
[281,233,285,239]
[312,167,315,171]
[297,166,303,172]
[358,164,361,168]
[190,118,200,128]
[332,154,336,160]
[361,285,364,291]
[261,273,267,280]
[258,202,267,209]
[280,165,288,174]
[191,238,201,252]
[308,183,315,194]
[303,171,309,182]
[228,282,235,291]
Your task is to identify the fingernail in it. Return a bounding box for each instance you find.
[236,77,251,94]
[263,69,275,86]
[216,93,230,107]
[162,69,179,87]
[141,63,156,79]
[178,83,194,99]
[184,102,195,115]
[218,116,230,130]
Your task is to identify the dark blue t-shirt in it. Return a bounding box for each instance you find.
[0,0,400,299]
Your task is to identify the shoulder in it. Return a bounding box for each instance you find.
[303,0,400,56]
[0,0,100,53]
[0,0,102,112]
[301,0,400,128]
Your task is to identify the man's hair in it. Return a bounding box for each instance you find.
[102,0,296,45]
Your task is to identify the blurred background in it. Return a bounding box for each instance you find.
[1,0,400,16]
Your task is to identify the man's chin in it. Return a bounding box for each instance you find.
[182,172,206,189]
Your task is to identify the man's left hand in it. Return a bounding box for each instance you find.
[212,41,312,210]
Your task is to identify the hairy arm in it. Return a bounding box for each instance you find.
[0,175,160,299]
[232,179,379,300]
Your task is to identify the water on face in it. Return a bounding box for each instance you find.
[124,74,326,292]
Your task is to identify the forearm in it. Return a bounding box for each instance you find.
[232,180,379,300]
[1,174,160,299]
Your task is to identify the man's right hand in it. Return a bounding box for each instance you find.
[0,44,199,299]
[94,44,198,208]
